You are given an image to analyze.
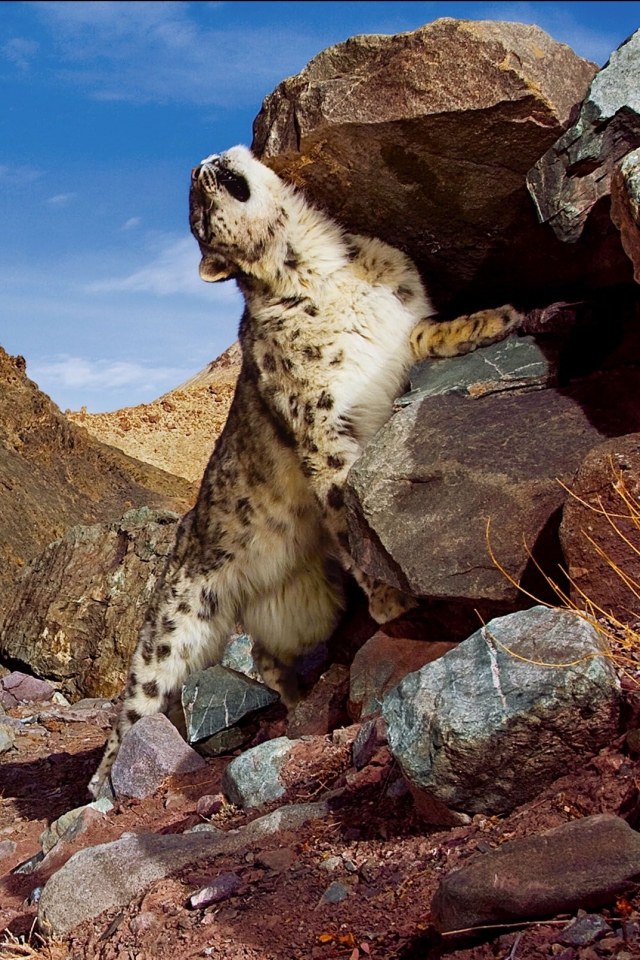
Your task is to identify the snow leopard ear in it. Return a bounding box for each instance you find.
[199,254,234,282]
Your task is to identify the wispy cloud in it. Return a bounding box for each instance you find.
[475,2,618,63]
[2,37,39,70]
[29,355,193,394]
[29,1,322,105]
[0,163,43,184]
[47,192,75,205]
[122,217,141,230]
[85,235,244,301]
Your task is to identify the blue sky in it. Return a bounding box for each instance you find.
[1,1,639,412]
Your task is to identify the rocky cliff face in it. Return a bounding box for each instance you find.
[0,347,195,622]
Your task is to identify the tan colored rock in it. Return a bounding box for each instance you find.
[560,434,640,623]
[253,18,597,313]
[68,343,240,483]
[611,149,640,283]
[0,507,180,699]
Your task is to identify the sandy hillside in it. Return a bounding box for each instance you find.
[68,342,241,484]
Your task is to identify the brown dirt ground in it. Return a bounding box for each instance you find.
[67,344,241,484]
[2,690,640,960]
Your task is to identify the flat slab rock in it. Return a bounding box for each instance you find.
[431,814,640,933]
[182,664,278,743]
[38,801,329,936]
[110,713,205,800]
[346,364,640,605]
[383,606,620,821]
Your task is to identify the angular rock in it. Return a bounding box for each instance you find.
[182,665,279,743]
[0,671,55,708]
[38,801,328,935]
[348,633,456,721]
[110,714,205,800]
[222,737,295,808]
[0,344,194,619]
[431,814,640,933]
[40,797,113,854]
[188,871,242,908]
[0,839,17,861]
[346,363,640,609]
[0,508,181,699]
[352,717,387,770]
[196,794,224,818]
[196,726,247,757]
[560,434,640,623]
[221,633,262,681]
[395,336,555,409]
[287,664,350,738]
[383,606,620,821]
[529,28,640,242]
[611,148,640,282]
[0,724,15,754]
[254,19,597,313]
[558,915,613,947]
[321,881,349,904]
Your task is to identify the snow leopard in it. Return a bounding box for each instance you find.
[89,145,520,796]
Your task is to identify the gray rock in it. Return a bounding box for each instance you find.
[110,714,205,800]
[558,914,613,947]
[346,365,640,607]
[431,814,640,933]
[321,881,349,904]
[196,726,247,757]
[38,801,327,936]
[182,665,278,743]
[188,871,242,908]
[254,19,597,313]
[395,336,554,409]
[0,671,55,708]
[0,724,15,753]
[221,737,295,808]
[221,633,262,681]
[185,823,223,835]
[0,839,17,861]
[527,29,639,284]
[352,717,387,770]
[383,606,620,820]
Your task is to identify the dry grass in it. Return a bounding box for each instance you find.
[486,462,640,687]
[0,931,69,960]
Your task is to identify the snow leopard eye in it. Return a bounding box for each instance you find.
[217,168,251,203]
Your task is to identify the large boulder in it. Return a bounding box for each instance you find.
[253,18,599,313]
[0,345,194,621]
[559,433,640,622]
[383,606,620,822]
[345,337,640,615]
[527,29,640,284]
[0,508,180,699]
[611,148,640,282]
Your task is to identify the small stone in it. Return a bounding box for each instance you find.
[320,856,342,873]
[40,798,112,854]
[51,692,71,707]
[256,848,296,873]
[221,634,261,681]
[129,911,159,936]
[163,792,186,810]
[343,860,357,873]
[196,726,247,757]
[110,714,205,800]
[12,850,45,875]
[0,725,15,753]
[558,915,613,947]
[352,717,387,770]
[189,872,242,909]
[196,794,224,818]
[360,860,380,884]
[221,737,295,808]
[0,839,17,861]
[185,823,223,835]
[321,881,349,904]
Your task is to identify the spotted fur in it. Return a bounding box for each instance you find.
[89,146,520,796]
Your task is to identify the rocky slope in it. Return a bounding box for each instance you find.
[67,343,241,484]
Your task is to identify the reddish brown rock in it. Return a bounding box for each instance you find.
[287,664,350,738]
[254,19,598,313]
[110,714,205,800]
[348,633,456,721]
[431,814,640,933]
[560,434,640,622]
